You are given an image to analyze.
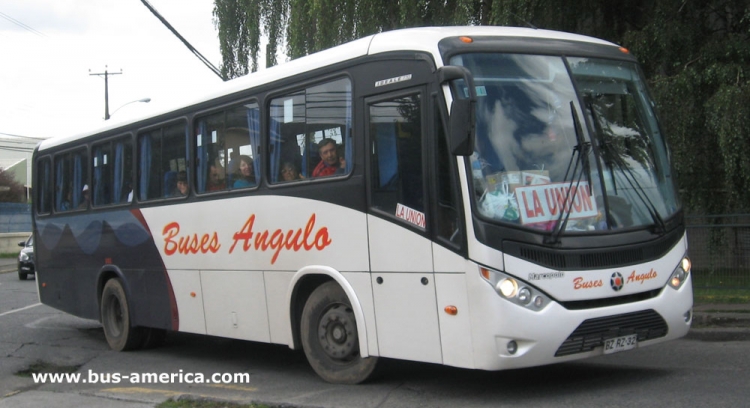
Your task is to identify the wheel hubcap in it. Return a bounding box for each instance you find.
[317,304,358,361]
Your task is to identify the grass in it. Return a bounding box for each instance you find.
[15,361,81,378]
[692,270,750,304]
[157,399,270,408]
[0,252,18,259]
[693,288,750,304]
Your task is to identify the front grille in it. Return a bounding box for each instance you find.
[559,289,662,310]
[555,309,668,357]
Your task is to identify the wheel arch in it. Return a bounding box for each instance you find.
[286,266,371,358]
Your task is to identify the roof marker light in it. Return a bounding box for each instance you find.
[619,47,630,54]
[459,36,473,43]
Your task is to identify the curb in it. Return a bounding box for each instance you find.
[692,311,750,328]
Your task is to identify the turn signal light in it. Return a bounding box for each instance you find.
[444,305,458,315]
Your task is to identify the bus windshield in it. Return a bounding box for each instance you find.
[450,53,680,232]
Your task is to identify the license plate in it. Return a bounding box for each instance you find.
[603,333,638,354]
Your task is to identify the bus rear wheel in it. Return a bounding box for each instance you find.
[100,278,142,351]
[300,281,377,384]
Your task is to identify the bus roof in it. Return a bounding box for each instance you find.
[37,26,615,152]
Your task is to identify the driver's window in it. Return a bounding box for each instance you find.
[369,92,425,229]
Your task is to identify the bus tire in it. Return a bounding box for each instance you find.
[100,278,142,351]
[300,281,377,384]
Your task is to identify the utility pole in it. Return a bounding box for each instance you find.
[89,66,122,120]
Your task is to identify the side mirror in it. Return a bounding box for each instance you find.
[18,241,26,247]
[438,65,476,156]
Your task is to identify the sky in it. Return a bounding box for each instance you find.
[0,0,235,142]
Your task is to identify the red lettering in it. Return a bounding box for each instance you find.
[166,214,331,263]
[554,188,570,213]
[255,230,270,250]
[522,191,535,218]
[545,189,558,216]
[228,213,332,265]
[572,190,582,212]
[579,185,594,212]
[627,269,658,284]
[269,230,284,264]
[162,222,221,256]
[303,214,316,251]
[315,228,332,250]
[286,229,303,251]
[229,215,255,253]
[573,277,603,290]
[532,190,544,217]
[163,222,180,255]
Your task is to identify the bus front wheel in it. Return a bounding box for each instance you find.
[300,281,377,384]
[100,278,142,351]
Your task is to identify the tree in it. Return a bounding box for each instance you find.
[0,168,26,203]
[213,0,750,213]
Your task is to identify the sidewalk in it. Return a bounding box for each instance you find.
[691,303,750,328]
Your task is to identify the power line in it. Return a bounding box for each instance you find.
[0,11,46,37]
[139,0,226,81]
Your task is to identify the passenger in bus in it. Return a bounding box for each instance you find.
[78,184,90,209]
[311,138,345,177]
[208,164,225,191]
[174,171,189,196]
[281,161,303,181]
[60,189,72,211]
[232,155,256,188]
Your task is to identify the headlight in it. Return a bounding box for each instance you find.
[668,255,691,289]
[480,267,550,311]
[19,252,29,262]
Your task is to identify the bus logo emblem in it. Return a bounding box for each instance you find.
[375,74,412,87]
[610,272,624,292]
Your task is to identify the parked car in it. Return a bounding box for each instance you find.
[17,235,34,280]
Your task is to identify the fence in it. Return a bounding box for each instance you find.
[686,214,750,289]
[0,203,31,233]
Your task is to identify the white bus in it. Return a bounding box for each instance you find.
[32,26,692,384]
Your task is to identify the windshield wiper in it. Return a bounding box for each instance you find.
[584,96,666,234]
[545,102,591,245]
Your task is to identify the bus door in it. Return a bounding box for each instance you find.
[365,69,442,363]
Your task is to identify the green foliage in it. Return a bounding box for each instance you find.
[0,168,26,203]
[213,0,750,214]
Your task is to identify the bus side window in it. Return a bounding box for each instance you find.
[92,142,112,206]
[196,103,259,193]
[369,93,424,227]
[227,103,259,190]
[269,78,352,183]
[36,157,52,214]
[54,149,88,212]
[138,122,188,201]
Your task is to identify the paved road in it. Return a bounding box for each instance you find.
[1,270,749,408]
